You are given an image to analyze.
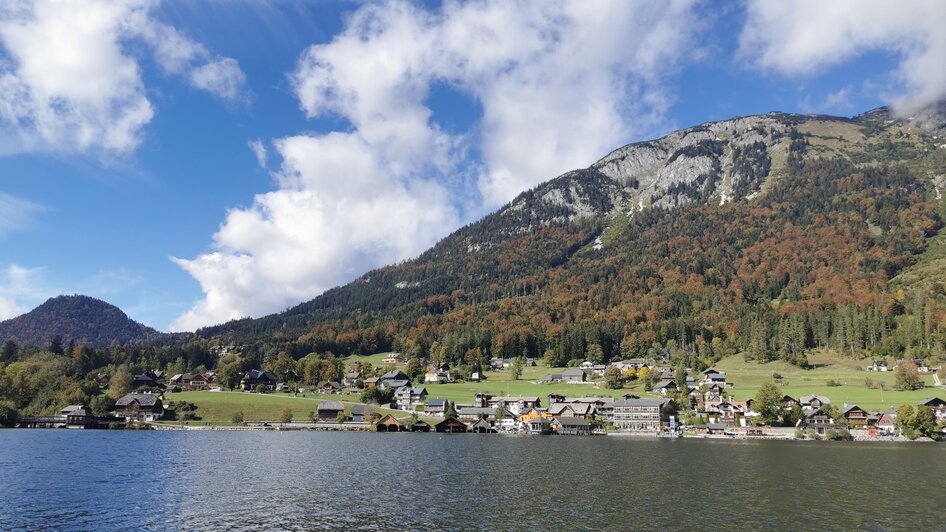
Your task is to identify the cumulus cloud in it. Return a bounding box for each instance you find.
[0,0,247,155]
[0,192,43,236]
[739,0,946,112]
[172,0,702,331]
[0,264,45,320]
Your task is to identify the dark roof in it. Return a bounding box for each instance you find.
[243,369,277,381]
[380,370,408,380]
[115,393,162,407]
[839,404,865,415]
[350,404,370,415]
[554,417,590,427]
[317,400,345,412]
[562,368,586,377]
[427,398,447,407]
[919,397,946,407]
[614,398,672,408]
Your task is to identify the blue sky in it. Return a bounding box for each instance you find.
[0,0,943,331]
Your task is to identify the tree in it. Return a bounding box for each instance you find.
[0,400,18,427]
[445,400,458,419]
[510,356,525,381]
[49,335,65,356]
[255,383,268,394]
[894,364,923,391]
[604,366,625,389]
[279,406,293,423]
[361,387,381,404]
[107,366,132,399]
[90,394,115,415]
[753,381,784,426]
[585,343,604,364]
[895,404,916,437]
[232,411,245,425]
[495,400,507,421]
[336,410,347,423]
[1,340,17,363]
[218,362,244,390]
[405,357,425,382]
[913,407,938,438]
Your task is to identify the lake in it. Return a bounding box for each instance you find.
[1,431,944,531]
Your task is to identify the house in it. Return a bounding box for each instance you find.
[495,410,520,432]
[611,359,646,371]
[918,397,946,422]
[913,359,931,374]
[781,395,800,410]
[651,379,678,396]
[542,374,563,383]
[875,408,897,433]
[562,368,587,383]
[518,409,553,434]
[579,361,596,370]
[394,386,427,410]
[317,381,343,394]
[425,398,448,417]
[487,396,541,415]
[350,404,372,423]
[435,417,468,433]
[703,383,726,402]
[799,407,836,435]
[612,398,676,431]
[469,418,496,433]
[869,360,889,372]
[551,417,593,436]
[343,372,361,387]
[115,393,164,422]
[799,395,831,412]
[363,377,379,389]
[410,420,432,432]
[316,400,345,421]
[424,364,454,384]
[131,373,164,391]
[378,370,411,390]
[456,407,497,424]
[375,414,406,432]
[703,369,727,384]
[548,402,596,420]
[241,370,277,392]
[382,352,406,364]
[687,423,729,435]
[170,372,207,391]
[704,401,748,427]
[839,404,871,428]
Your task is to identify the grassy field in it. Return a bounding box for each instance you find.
[714,351,945,411]
[162,390,405,426]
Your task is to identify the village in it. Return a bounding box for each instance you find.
[15,352,946,441]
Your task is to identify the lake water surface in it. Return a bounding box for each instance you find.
[1,430,944,531]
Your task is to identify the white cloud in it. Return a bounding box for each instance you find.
[172,0,702,331]
[0,192,42,236]
[739,0,946,112]
[248,139,267,168]
[0,264,45,320]
[0,0,247,155]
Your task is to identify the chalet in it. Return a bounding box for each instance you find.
[704,401,747,427]
[343,372,361,387]
[914,359,930,374]
[473,392,494,407]
[612,398,676,431]
[611,359,646,371]
[799,395,831,412]
[424,398,448,417]
[703,369,727,385]
[781,395,800,410]
[487,396,541,415]
[316,400,345,421]
[868,360,889,372]
[115,393,164,422]
[435,417,468,433]
[799,407,836,435]
[551,417,593,436]
[394,386,427,410]
[548,402,596,420]
[378,370,411,390]
[423,365,454,384]
[469,418,496,433]
[456,407,497,424]
[542,374,563,383]
[875,409,897,433]
[363,377,380,389]
[495,410,520,432]
[518,409,553,434]
[704,383,726,402]
[562,368,587,383]
[548,393,566,404]
[410,420,432,432]
[918,397,946,422]
[382,352,406,364]
[317,381,343,394]
[651,379,678,396]
[375,414,406,432]
[839,404,871,428]
[60,405,95,428]
[350,404,372,423]
[241,370,277,392]
[173,373,208,391]
[131,373,165,391]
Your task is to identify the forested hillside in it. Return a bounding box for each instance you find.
[194,106,946,372]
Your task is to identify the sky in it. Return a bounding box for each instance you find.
[0,0,944,332]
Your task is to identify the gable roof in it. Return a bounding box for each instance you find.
[115,393,161,407]
[350,404,370,415]
[317,400,345,412]
[243,369,277,382]
[553,417,591,427]
[614,398,672,408]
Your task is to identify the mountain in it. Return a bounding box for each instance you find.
[197,104,946,367]
[0,295,162,348]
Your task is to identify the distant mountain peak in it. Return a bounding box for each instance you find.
[0,294,161,348]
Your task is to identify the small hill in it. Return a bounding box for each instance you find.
[0,295,161,348]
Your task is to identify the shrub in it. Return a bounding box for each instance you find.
[231,411,245,425]
[825,428,853,441]
[826,379,842,387]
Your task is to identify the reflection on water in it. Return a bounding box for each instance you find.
[1,431,944,530]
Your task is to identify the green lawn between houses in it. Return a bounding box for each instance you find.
[168,351,944,425]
